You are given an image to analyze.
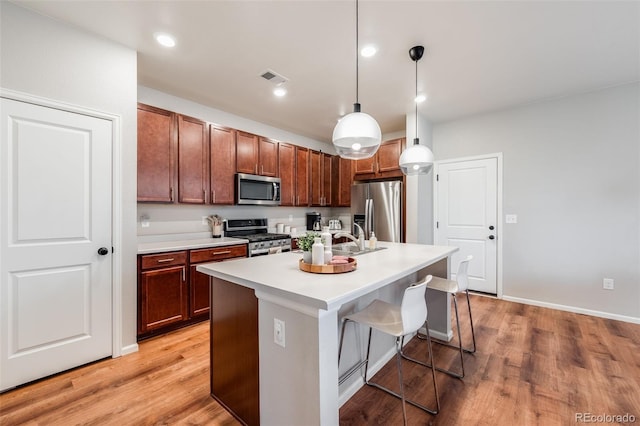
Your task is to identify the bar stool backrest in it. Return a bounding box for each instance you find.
[456,255,473,292]
[400,275,432,334]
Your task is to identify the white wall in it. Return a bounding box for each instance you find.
[137,87,351,237]
[1,3,139,350]
[433,83,640,320]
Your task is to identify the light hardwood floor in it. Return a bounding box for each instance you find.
[1,295,639,425]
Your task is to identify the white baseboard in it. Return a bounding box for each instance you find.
[118,343,139,357]
[502,296,640,325]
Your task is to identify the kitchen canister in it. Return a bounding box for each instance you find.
[276,223,284,233]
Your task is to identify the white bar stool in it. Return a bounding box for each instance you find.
[338,275,439,425]
[404,255,476,379]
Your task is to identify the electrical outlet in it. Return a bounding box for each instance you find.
[505,214,518,224]
[288,214,293,222]
[140,215,150,228]
[202,216,209,226]
[603,278,614,290]
[274,318,285,348]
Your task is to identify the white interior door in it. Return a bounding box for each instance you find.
[1,98,113,391]
[435,157,498,294]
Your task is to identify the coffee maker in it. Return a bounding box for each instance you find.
[306,212,322,231]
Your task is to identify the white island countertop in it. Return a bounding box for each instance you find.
[197,242,457,312]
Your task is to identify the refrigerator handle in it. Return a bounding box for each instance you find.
[369,198,374,239]
[363,198,369,238]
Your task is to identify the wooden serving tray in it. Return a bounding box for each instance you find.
[299,258,357,274]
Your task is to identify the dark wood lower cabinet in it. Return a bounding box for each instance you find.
[210,278,259,426]
[138,244,247,340]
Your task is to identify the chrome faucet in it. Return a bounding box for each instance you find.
[335,224,366,251]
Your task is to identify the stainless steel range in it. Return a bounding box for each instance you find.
[224,218,291,257]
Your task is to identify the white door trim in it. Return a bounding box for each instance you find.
[433,152,503,298]
[1,88,124,357]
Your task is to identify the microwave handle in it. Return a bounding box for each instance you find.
[273,182,279,201]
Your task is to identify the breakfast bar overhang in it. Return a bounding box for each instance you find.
[197,242,458,425]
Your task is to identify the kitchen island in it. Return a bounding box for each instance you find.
[197,242,458,426]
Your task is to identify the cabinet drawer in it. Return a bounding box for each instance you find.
[190,244,247,263]
[140,251,188,270]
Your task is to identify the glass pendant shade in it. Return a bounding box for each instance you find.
[332,106,381,160]
[399,139,434,175]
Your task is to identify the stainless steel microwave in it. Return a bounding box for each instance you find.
[236,173,281,205]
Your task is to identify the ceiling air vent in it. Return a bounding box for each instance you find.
[260,69,288,85]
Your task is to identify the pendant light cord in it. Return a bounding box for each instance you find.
[355,0,359,106]
[414,53,419,145]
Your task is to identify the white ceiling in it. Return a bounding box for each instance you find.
[12,0,640,144]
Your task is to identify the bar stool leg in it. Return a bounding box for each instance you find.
[395,337,408,426]
[465,289,477,353]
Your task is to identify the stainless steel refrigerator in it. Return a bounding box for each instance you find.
[351,181,402,242]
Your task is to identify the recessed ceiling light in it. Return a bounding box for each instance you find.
[415,94,427,103]
[360,45,377,58]
[273,86,287,97]
[154,33,176,48]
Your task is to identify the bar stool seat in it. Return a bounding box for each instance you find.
[338,275,439,425]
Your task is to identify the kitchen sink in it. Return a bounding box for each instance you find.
[332,243,387,257]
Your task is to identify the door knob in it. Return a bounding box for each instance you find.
[488,235,495,240]
[98,247,109,255]
[489,225,495,230]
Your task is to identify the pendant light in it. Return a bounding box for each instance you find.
[332,0,381,160]
[399,45,434,175]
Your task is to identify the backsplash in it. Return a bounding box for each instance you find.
[137,203,351,238]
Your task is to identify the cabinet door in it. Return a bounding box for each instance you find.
[236,131,259,174]
[278,143,295,206]
[210,125,236,204]
[259,137,278,177]
[178,115,208,204]
[322,154,332,206]
[332,156,352,207]
[139,265,188,333]
[309,150,322,206]
[377,138,404,174]
[354,155,376,176]
[295,147,310,206]
[189,264,210,318]
[137,104,176,202]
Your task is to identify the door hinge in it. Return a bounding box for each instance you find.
[436,174,439,181]
[112,247,115,253]
[436,221,439,229]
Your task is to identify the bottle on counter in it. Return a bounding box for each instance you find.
[368,231,377,250]
[321,226,332,264]
[312,237,325,265]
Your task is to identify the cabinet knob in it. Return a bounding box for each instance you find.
[98,247,109,256]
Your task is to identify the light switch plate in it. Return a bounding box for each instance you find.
[506,214,518,224]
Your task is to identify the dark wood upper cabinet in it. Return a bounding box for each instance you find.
[236,131,259,174]
[278,143,295,206]
[177,115,208,204]
[258,137,278,177]
[137,104,177,202]
[310,150,332,207]
[295,147,310,206]
[332,156,352,207]
[236,132,277,177]
[354,138,405,180]
[210,125,236,205]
